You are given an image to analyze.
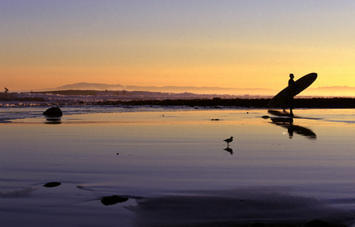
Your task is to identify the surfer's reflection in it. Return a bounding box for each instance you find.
[287,127,294,138]
[270,117,317,140]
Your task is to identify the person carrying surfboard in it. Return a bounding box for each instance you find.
[286,73,296,116]
[269,72,317,115]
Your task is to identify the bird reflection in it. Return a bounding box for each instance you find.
[270,117,317,140]
[224,147,234,155]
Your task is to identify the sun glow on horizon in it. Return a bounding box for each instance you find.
[1,0,355,96]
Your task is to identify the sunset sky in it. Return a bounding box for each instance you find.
[1,0,355,96]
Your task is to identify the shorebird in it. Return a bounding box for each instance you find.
[224,136,233,145]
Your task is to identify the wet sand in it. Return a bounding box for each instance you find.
[1,109,355,226]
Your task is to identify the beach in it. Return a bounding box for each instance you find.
[1,108,355,226]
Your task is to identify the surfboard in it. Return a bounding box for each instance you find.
[268,73,317,108]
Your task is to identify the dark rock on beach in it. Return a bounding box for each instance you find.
[43,106,63,117]
[43,182,61,188]
[101,195,129,206]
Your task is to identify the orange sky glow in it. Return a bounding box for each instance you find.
[1,1,355,96]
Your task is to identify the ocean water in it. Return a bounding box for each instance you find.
[0,106,167,122]
[0,108,355,226]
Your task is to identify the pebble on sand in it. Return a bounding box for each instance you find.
[43,182,61,188]
[101,195,129,206]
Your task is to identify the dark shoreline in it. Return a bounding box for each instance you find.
[96,98,355,109]
[1,95,355,109]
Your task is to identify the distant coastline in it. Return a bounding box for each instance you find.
[97,98,355,109]
[0,90,354,108]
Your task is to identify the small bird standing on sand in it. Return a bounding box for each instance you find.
[224,136,233,146]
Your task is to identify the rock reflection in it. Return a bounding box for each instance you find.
[44,117,62,125]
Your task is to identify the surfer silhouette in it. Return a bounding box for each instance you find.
[285,74,296,116]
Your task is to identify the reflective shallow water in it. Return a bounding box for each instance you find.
[0,108,355,226]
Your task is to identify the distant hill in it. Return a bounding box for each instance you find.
[55,82,273,95]
[57,82,124,90]
[34,89,239,100]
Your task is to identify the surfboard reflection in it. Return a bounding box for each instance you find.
[270,117,317,140]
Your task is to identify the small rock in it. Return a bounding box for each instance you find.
[101,195,129,206]
[210,118,220,121]
[43,182,61,188]
[261,115,270,119]
[43,106,63,117]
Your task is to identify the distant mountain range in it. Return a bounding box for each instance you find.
[54,82,355,97]
[57,82,124,90]
[56,82,273,95]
